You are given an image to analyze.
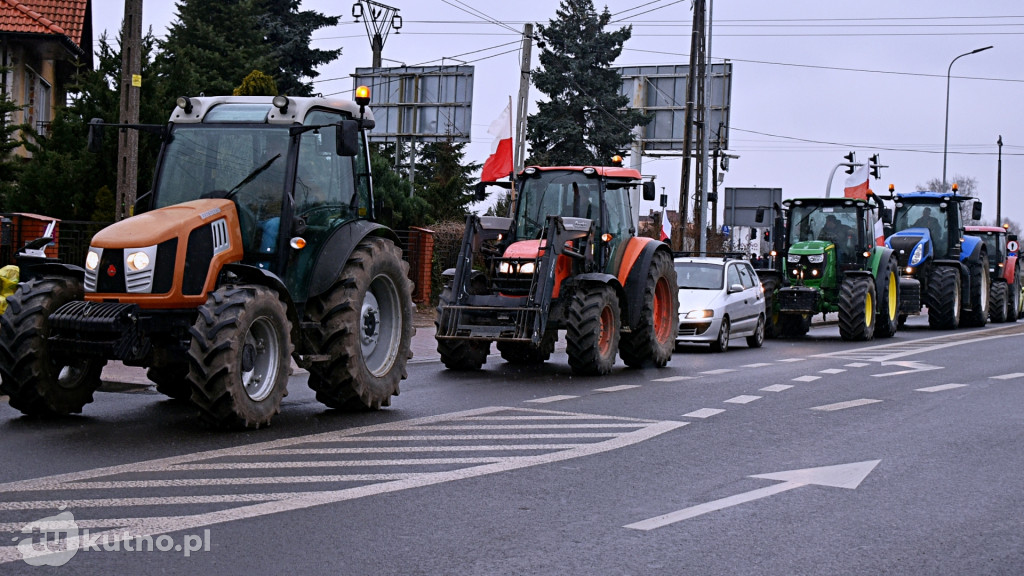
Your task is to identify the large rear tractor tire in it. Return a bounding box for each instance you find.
[0,276,105,416]
[989,281,1008,323]
[435,287,491,371]
[148,364,191,401]
[619,250,678,368]
[961,253,990,327]
[926,266,961,330]
[838,276,876,341]
[760,277,781,339]
[874,257,900,338]
[307,237,414,409]
[497,332,556,365]
[566,284,621,376]
[188,285,293,429]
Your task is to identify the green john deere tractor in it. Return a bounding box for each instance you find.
[767,196,900,340]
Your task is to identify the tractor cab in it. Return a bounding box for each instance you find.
[509,166,648,276]
[889,194,964,262]
[145,95,372,299]
[783,197,880,286]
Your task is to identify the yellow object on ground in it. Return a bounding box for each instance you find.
[0,265,19,315]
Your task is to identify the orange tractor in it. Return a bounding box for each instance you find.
[436,164,678,374]
[0,91,414,428]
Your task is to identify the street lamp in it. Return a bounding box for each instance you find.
[943,46,993,188]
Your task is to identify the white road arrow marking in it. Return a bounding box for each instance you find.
[624,460,880,531]
[872,361,942,377]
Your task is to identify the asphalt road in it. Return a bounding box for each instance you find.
[2,315,1023,575]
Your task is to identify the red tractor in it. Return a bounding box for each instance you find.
[964,225,1022,322]
[435,164,678,375]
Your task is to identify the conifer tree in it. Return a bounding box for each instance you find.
[527,0,649,165]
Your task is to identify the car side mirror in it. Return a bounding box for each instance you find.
[336,120,359,157]
[728,283,744,294]
[87,118,105,153]
[755,207,765,223]
[642,181,656,202]
[972,201,983,221]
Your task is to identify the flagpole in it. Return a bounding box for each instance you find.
[508,95,516,204]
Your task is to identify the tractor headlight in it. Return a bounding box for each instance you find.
[85,250,100,271]
[909,243,925,266]
[498,261,535,275]
[126,251,151,271]
[787,254,801,263]
[807,254,825,264]
[519,262,535,275]
[685,309,714,319]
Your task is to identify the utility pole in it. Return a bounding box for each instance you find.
[115,0,142,221]
[997,135,1003,226]
[513,23,533,181]
[352,0,402,68]
[677,0,705,251]
[697,0,715,255]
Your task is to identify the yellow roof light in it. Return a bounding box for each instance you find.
[355,85,371,107]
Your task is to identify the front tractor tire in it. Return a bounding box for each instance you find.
[0,276,105,416]
[989,281,1008,323]
[874,257,900,338]
[307,237,414,410]
[435,288,491,371]
[927,266,961,330]
[838,276,876,341]
[566,284,621,376]
[619,250,678,368]
[188,284,293,429]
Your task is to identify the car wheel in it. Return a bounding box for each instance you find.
[710,318,730,353]
[746,315,765,348]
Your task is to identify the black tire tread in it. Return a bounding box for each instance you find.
[566,285,620,376]
[619,250,678,368]
[927,266,960,330]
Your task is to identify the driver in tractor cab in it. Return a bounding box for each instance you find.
[913,207,942,243]
[818,214,854,260]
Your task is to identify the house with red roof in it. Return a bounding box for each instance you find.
[0,0,92,139]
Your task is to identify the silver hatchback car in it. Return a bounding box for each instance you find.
[674,256,766,352]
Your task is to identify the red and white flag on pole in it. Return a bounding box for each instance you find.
[481,102,513,182]
[660,210,671,242]
[843,163,870,200]
[874,216,886,246]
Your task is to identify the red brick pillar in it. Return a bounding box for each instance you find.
[408,227,435,304]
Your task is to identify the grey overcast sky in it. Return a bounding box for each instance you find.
[91,1,1024,229]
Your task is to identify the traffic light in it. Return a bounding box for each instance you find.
[844,151,856,174]
[763,229,771,243]
[869,154,881,179]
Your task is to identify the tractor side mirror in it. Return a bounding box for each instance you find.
[87,118,105,153]
[474,182,488,202]
[755,207,765,223]
[1009,234,1018,243]
[881,207,893,225]
[336,120,359,157]
[972,201,983,221]
[642,181,655,202]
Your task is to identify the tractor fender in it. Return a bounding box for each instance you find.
[960,235,984,264]
[15,262,84,284]
[616,238,673,330]
[1004,253,1019,284]
[218,263,301,352]
[306,220,401,300]
[869,246,897,298]
[567,273,627,322]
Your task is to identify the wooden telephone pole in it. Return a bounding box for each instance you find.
[115,0,142,221]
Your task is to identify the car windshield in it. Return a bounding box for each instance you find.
[675,262,724,290]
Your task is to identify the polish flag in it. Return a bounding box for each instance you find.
[844,162,870,200]
[874,216,886,246]
[481,103,513,182]
[660,210,671,242]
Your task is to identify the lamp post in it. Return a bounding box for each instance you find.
[942,46,993,188]
[997,135,1003,226]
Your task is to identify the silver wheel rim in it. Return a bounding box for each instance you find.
[362,274,402,377]
[241,315,280,402]
[56,363,89,389]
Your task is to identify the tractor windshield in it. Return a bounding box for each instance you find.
[893,202,950,257]
[515,171,603,240]
[973,231,1005,264]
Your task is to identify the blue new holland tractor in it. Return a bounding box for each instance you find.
[885,186,988,329]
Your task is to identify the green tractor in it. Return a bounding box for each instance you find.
[763,196,900,340]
